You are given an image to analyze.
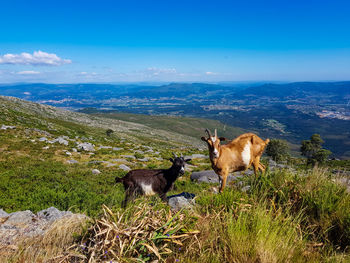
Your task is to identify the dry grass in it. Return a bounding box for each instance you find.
[75,203,200,262]
[1,214,89,263]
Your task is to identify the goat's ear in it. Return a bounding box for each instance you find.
[169,158,174,163]
[219,137,226,141]
[185,158,192,163]
[201,136,207,142]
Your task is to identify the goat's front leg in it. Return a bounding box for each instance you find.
[159,193,167,202]
[219,169,229,193]
[122,188,136,208]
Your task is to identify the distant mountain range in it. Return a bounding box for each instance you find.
[0,81,349,158]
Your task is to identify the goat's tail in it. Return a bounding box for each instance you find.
[115,177,124,183]
[265,138,270,145]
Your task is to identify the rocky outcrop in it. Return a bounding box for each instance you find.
[0,207,87,247]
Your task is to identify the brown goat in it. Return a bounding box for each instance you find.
[201,129,269,192]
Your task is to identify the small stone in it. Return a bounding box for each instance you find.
[0,125,16,130]
[112,147,123,151]
[66,151,72,156]
[119,164,131,171]
[42,146,50,150]
[67,159,78,164]
[99,145,112,150]
[168,192,195,210]
[92,169,101,175]
[39,137,47,142]
[138,157,149,162]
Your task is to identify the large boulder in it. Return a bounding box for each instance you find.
[76,142,95,152]
[0,207,87,247]
[191,170,245,184]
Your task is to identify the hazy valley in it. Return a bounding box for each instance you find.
[1,81,349,158]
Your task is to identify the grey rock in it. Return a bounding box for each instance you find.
[0,209,9,218]
[88,160,104,164]
[168,192,195,210]
[6,210,35,224]
[119,164,131,171]
[67,159,78,164]
[66,151,72,156]
[72,148,78,152]
[39,137,47,142]
[77,142,95,151]
[112,147,123,151]
[0,125,16,130]
[99,145,112,150]
[138,157,149,162]
[92,169,101,174]
[37,207,72,221]
[53,137,69,146]
[42,146,50,150]
[268,159,277,167]
[191,170,240,184]
[241,185,251,192]
[106,162,117,167]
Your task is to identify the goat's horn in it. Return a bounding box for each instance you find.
[214,129,217,137]
[180,153,183,157]
[173,152,178,158]
[205,129,211,137]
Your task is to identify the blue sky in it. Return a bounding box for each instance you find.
[0,0,349,83]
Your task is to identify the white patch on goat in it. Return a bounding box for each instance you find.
[211,136,216,142]
[140,183,155,196]
[241,142,251,167]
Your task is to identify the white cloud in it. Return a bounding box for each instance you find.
[17,70,40,75]
[205,71,217,75]
[0,51,71,66]
[145,67,177,76]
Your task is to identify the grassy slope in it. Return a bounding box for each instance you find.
[1,96,350,262]
[91,112,245,141]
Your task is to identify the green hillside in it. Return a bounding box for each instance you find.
[88,111,245,141]
[1,96,350,262]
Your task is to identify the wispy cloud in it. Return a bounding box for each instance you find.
[0,51,71,66]
[145,67,177,76]
[17,70,40,75]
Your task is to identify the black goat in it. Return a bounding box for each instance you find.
[115,155,191,207]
